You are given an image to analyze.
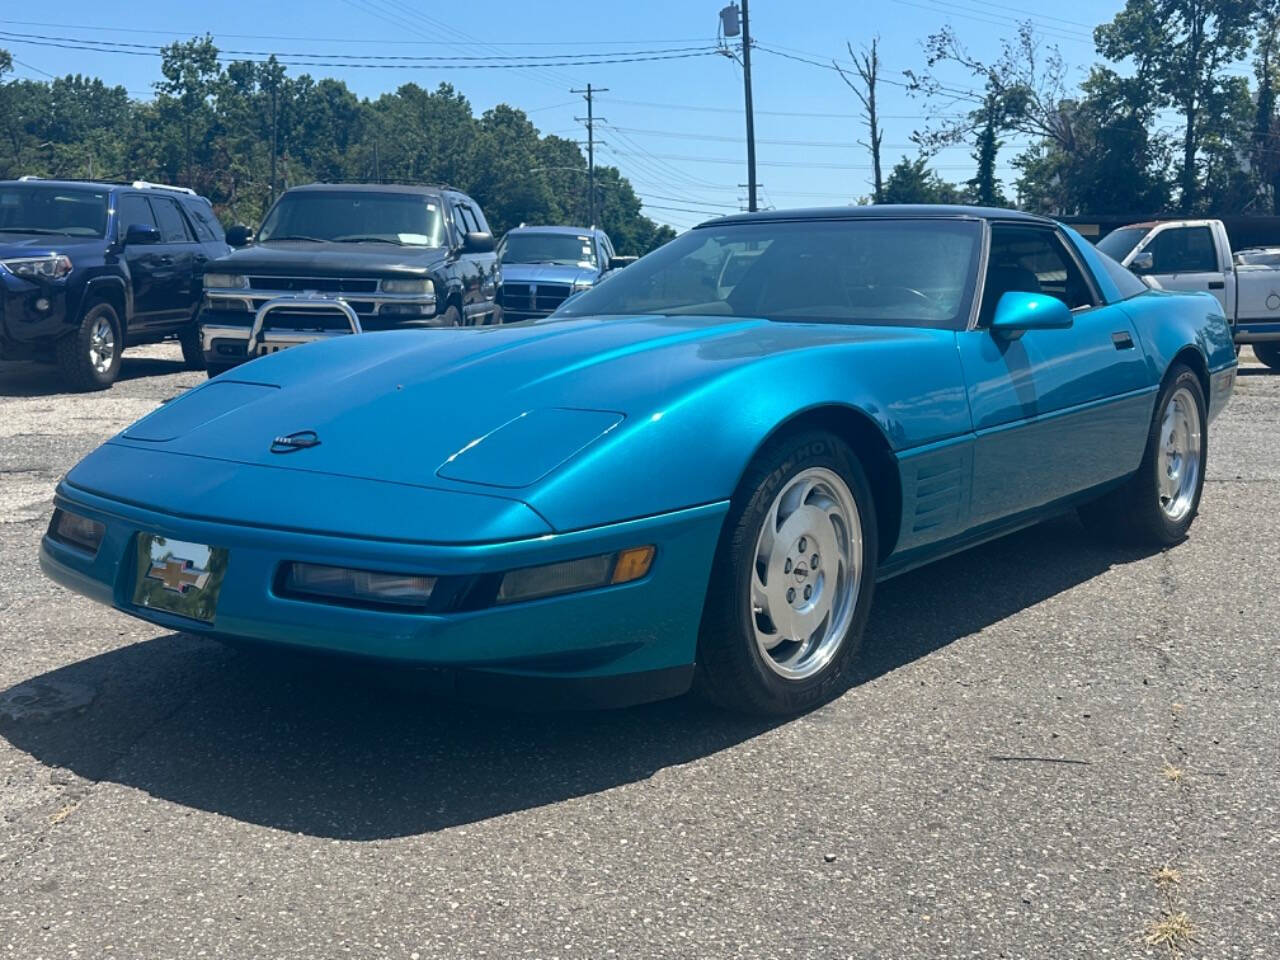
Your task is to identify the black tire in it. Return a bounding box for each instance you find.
[439,304,462,327]
[695,430,878,715]
[205,362,237,379]
[1252,341,1280,370]
[178,325,205,370]
[54,301,122,391]
[1078,364,1207,546]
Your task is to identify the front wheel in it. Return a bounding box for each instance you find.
[695,430,878,715]
[177,325,205,370]
[55,301,122,391]
[1252,341,1280,370]
[1078,364,1207,546]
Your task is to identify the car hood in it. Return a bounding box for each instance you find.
[103,314,920,511]
[500,262,598,285]
[0,235,105,258]
[211,241,447,277]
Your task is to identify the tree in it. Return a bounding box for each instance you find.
[834,38,885,203]
[1096,0,1256,212]
[155,36,221,191]
[881,156,964,204]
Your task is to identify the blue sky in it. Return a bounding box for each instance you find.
[3,0,1137,230]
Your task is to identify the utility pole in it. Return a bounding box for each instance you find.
[572,83,608,226]
[720,2,757,212]
[269,80,278,204]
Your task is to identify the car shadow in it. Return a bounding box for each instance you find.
[0,515,1154,841]
[0,355,190,396]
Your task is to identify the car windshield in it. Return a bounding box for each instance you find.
[1096,226,1149,263]
[0,185,109,237]
[556,218,983,328]
[500,231,597,266]
[257,191,445,246]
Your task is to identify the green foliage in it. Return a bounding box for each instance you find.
[881,156,964,204]
[0,40,671,254]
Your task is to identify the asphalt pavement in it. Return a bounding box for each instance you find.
[1,344,1276,959]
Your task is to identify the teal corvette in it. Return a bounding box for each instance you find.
[40,207,1237,714]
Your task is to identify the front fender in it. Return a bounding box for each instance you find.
[524,327,970,532]
[78,273,131,327]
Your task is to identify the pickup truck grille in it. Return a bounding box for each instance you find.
[247,276,380,294]
[502,282,572,315]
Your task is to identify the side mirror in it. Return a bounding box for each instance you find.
[124,223,161,245]
[990,291,1073,339]
[225,224,253,248]
[462,231,495,253]
[1129,250,1154,273]
[608,255,638,270]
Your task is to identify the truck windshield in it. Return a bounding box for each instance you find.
[258,191,445,246]
[556,218,983,329]
[499,232,597,266]
[0,185,109,237]
[1097,226,1149,263]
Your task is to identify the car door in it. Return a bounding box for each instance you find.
[117,194,168,330]
[956,222,1154,525]
[453,200,494,324]
[1140,224,1226,307]
[148,195,203,327]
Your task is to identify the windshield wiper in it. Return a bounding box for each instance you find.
[0,227,72,235]
[261,234,326,243]
[335,235,404,245]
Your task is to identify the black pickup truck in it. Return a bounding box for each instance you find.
[0,177,229,389]
[198,183,500,376]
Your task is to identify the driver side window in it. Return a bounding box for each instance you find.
[981,224,1096,325]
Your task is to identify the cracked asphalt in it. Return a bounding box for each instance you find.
[1,344,1277,959]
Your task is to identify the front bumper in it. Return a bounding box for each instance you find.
[40,481,727,707]
[1,271,72,356]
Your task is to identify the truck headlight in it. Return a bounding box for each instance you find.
[381,278,435,296]
[203,273,249,289]
[1,255,73,280]
[572,278,595,292]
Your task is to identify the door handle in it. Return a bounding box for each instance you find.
[158,255,173,265]
[1208,280,1225,290]
[1111,331,1135,350]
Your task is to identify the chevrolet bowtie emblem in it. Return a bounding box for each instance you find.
[271,430,321,454]
[146,557,211,594]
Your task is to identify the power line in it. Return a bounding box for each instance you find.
[0,17,714,45]
[604,148,980,171]
[0,32,724,69]
[601,96,966,120]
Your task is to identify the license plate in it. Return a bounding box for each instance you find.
[133,534,229,624]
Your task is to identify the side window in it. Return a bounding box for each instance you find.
[152,197,194,243]
[466,203,491,235]
[981,224,1096,324]
[1096,249,1150,300]
[184,200,222,242]
[457,205,479,235]
[1148,227,1217,274]
[117,194,157,236]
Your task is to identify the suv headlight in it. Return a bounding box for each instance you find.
[1,255,73,280]
[572,278,595,292]
[203,273,249,289]
[380,278,435,297]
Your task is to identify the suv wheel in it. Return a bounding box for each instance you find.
[178,325,206,370]
[55,302,122,391]
[1253,341,1280,370]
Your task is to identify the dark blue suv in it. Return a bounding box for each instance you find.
[0,178,230,389]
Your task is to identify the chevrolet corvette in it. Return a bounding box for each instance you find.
[40,207,1237,714]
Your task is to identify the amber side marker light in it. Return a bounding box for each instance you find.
[612,545,656,584]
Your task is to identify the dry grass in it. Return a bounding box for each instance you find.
[1153,866,1183,889]
[1162,759,1185,784]
[1144,911,1197,954]
[48,804,76,825]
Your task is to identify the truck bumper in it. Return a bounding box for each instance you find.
[1233,319,1280,343]
[1,272,74,356]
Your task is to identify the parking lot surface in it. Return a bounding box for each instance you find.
[1,345,1277,958]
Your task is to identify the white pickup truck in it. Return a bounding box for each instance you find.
[1097,218,1280,369]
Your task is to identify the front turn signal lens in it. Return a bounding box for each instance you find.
[612,545,656,584]
[49,508,106,555]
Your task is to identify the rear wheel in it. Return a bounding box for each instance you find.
[1078,364,1207,546]
[177,325,205,370]
[55,301,122,391]
[695,430,877,715]
[1252,341,1280,370]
